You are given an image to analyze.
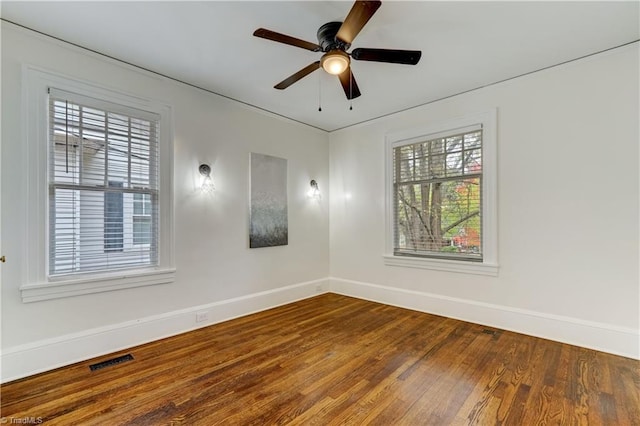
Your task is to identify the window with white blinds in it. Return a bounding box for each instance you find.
[392,125,483,262]
[48,88,160,276]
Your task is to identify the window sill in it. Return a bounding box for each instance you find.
[383,255,498,277]
[20,268,176,303]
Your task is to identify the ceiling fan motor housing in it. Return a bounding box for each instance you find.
[317,22,350,51]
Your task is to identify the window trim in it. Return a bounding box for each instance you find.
[384,109,498,276]
[20,65,175,302]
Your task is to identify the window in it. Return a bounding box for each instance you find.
[385,110,498,276]
[49,89,159,275]
[393,127,483,261]
[21,67,174,302]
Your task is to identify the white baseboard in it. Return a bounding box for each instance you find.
[330,277,639,360]
[0,278,329,383]
[3,276,637,383]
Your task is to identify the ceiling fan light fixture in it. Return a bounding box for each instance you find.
[321,50,350,75]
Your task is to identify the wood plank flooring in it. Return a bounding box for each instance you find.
[1,294,638,425]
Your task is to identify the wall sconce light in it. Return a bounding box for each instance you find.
[308,179,321,199]
[199,164,214,193]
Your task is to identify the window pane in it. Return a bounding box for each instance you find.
[400,159,413,181]
[49,188,80,274]
[430,139,445,156]
[429,154,445,178]
[445,135,463,153]
[133,193,151,215]
[133,216,152,245]
[464,131,482,149]
[144,196,151,215]
[104,182,124,252]
[446,151,463,176]
[133,193,143,215]
[464,149,482,173]
[396,178,481,258]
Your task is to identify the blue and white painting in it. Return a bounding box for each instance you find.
[250,153,288,248]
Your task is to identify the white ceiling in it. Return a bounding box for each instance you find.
[2,1,638,132]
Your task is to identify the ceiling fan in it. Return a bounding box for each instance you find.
[253,0,421,100]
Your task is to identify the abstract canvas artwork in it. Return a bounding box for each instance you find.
[250,153,288,248]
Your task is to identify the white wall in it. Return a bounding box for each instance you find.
[329,43,639,357]
[1,23,330,380]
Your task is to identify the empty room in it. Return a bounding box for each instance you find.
[1,1,638,424]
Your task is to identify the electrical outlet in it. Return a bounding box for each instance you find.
[196,311,208,323]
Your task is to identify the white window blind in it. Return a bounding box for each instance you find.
[393,125,483,261]
[48,88,160,276]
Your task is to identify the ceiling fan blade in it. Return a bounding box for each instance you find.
[337,68,361,100]
[336,1,382,45]
[274,61,321,90]
[352,48,422,65]
[253,28,321,52]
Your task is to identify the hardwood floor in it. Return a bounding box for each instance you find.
[1,294,638,425]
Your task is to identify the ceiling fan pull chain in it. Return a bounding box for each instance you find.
[318,67,322,112]
[349,70,353,111]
